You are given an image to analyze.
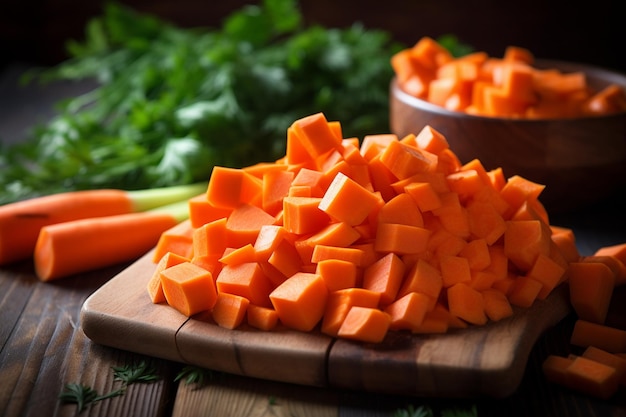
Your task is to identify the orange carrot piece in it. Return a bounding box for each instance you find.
[262,169,295,216]
[374,223,431,255]
[225,203,277,248]
[159,261,217,317]
[0,189,135,265]
[311,244,366,266]
[215,262,274,308]
[481,288,514,321]
[379,140,437,180]
[594,243,626,282]
[582,346,626,386]
[466,200,506,246]
[469,270,497,291]
[432,192,470,238]
[304,221,361,249]
[504,46,534,64]
[337,306,391,343]
[568,261,615,323]
[188,193,232,228]
[247,304,279,331]
[447,282,487,325]
[292,168,326,198]
[527,253,567,300]
[285,126,314,166]
[362,253,406,306]
[384,292,431,331]
[318,173,382,226]
[446,170,486,202]
[376,193,424,227]
[267,239,303,279]
[507,276,542,308]
[206,166,261,209]
[542,355,575,387]
[315,259,358,292]
[367,155,398,202]
[291,112,342,158]
[582,255,626,287]
[484,244,509,281]
[398,258,442,302]
[219,243,257,265]
[282,196,330,235]
[459,238,491,271]
[434,234,467,259]
[321,288,381,337]
[504,219,551,272]
[584,84,626,115]
[411,306,450,334]
[570,320,626,353]
[211,292,250,329]
[551,227,581,263]
[192,217,228,258]
[404,181,443,212]
[242,161,289,178]
[253,225,288,261]
[566,356,621,400]
[269,272,328,332]
[414,125,449,154]
[35,212,179,281]
[152,219,194,262]
[191,254,222,277]
[440,255,472,288]
[499,175,546,217]
[148,252,190,304]
[360,134,399,161]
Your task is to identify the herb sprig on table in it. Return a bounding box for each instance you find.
[59,360,159,414]
[0,0,401,205]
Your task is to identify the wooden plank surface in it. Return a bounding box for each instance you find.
[0,261,177,417]
[80,250,571,398]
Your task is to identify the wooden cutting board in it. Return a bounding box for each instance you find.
[80,250,571,398]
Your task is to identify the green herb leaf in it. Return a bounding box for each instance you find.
[59,383,100,413]
[112,360,159,385]
[174,365,214,388]
[2,0,401,204]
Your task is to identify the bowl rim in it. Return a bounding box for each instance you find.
[391,58,626,123]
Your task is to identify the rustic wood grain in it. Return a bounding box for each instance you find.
[0,261,176,417]
[171,373,340,417]
[80,250,571,398]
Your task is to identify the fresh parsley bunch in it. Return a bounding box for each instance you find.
[0,0,401,204]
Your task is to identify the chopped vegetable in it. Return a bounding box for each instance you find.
[568,261,616,323]
[146,112,626,358]
[0,183,205,265]
[160,261,218,317]
[392,37,626,118]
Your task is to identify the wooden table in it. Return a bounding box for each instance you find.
[1,64,626,417]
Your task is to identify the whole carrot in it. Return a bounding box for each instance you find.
[0,183,206,265]
[34,200,190,281]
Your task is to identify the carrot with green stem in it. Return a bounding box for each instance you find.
[34,200,191,281]
[0,183,206,265]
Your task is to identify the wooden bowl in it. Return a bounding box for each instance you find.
[389,60,626,213]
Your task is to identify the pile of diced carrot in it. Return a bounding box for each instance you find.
[147,112,626,398]
[392,37,626,118]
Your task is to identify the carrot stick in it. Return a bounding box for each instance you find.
[0,183,205,265]
[33,200,189,281]
[570,320,626,353]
